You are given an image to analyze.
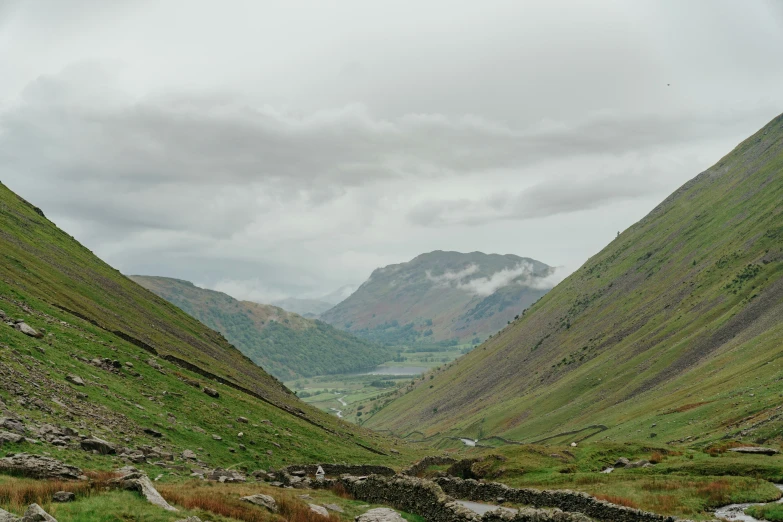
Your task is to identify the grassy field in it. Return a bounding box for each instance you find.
[367,114,783,449]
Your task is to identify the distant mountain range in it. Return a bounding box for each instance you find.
[367,113,783,445]
[272,285,356,317]
[320,251,554,346]
[129,276,390,379]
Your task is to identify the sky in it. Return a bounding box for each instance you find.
[1,0,782,302]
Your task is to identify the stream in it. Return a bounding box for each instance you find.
[714,484,783,521]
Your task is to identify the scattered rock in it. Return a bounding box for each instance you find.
[206,468,246,483]
[52,491,74,503]
[625,459,651,469]
[0,431,25,445]
[212,434,222,441]
[728,446,780,456]
[324,503,344,513]
[614,457,630,468]
[14,323,43,339]
[237,417,248,424]
[0,418,26,435]
[241,494,277,513]
[80,437,116,455]
[174,518,202,522]
[65,375,85,387]
[203,387,219,398]
[570,442,577,447]
[112,469,177,512]
[147,359,163,370]
[0,453,83,480]
[182,450,197,460]
[309,504,329,517]
[144,428,163,438]
[355,508,405,522]
[0,507,19,522]
[23,503,57,521]
[390,449,400,455]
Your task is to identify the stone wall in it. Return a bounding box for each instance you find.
[282,463,396,477]
[435,477,685,522]
[340,475,597,522]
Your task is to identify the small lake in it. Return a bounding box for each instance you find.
[360,366,427,376]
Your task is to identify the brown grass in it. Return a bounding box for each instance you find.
[649,451,664,464]
[158,481,342,522]
[0,472,117,513]
[705,441,745,457]
[595,494,639,509]
[329,482,353,499]
[696,480,732,506]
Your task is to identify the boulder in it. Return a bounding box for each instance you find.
[324,503,344,513]
[143,428,163,438]
[65,375,85,387]
[111,470,177,512]
[355,508,405,522]
[728,446,780,456]
[0,431,25,444]
[241,494,277,513]
[181,450,197,460]
[0,454,83,480]
[309,504,330,517]
[0,507,19,522]
[22,503,57,522]
[80,437,116,455]
[614,457,630,468]
[14,323,43,339]
[203,387,219,398]
[206,468,246,483]
[625,459,650,469]
[212,434,222,441]
[52,491,74,503]
[237,416,249,424]
[0,418,26,435]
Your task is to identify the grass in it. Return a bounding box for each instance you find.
[746,503,783,521]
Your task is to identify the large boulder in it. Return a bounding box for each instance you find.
[80,437,116,455]
[0,454,83,480]
[51,492,74,503]
[0,508,19,522]
[21,504,57,522]
[203,387,219,398]
[65,375,85,387]
[0,431,25,445]
[728,446,780,456]
[14,323,43,339]
[241,494,277,513]
[111,469,177,512]
[309,504,329,517]
[355,508,405,522]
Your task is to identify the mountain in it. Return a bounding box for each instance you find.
[320,251,554,346]
[320,285,357,304]
[0,180,402,472]
[271,297,334,317]
[366,114,783,446]
[129,276,391,379]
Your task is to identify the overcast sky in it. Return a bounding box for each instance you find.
[1,0,782,302]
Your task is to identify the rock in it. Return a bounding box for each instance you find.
[625,459,650,469]
[0,418,26,435]
[14,323,43,339]
[251,469,267,479]
[0,453,82,480]
[65,375,85,386]
[147,359,163,370]
[728,446,780,456]
[144,428,163,438]
[112,470,177,512]
[309,504,329,517]
[241,494,277,513]
[290,470,307,477]
[22,503,57,521]
[237,416,249,424]
[80,437,116,455]
[570,442,577,447]
[614,457,630,468]
[390,449,400,455]
[124,362,134,368]
[324,503,344,513]
[182,450,197,460]
[212,434,222,441]
[174,518,202,522]
[0,508,19,522]
[0,431,25,444]
[203,387,219,398]
[355,508,405,522]
[52,491,74,503]
[206,468,246,483]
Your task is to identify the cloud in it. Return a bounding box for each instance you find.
[426,264,479,285]
[426,262,557,297]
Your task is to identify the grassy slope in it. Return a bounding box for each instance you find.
[0,181,413,471]
[320,251,551,344]
[367,113,783,446]
[129,276,390,379]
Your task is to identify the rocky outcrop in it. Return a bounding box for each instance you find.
[241,494,277,513]
[80,437,116,455]
[0,454,83,480]
[206,468,246,483]
[728,446,780,456]
[111,468,177,512]
[356,508,406,521]
[435,477,683,522]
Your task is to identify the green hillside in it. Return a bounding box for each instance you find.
[0,180,409,473]
[129,276,391,379]
[366,114,783,447]
[320,251,552,346]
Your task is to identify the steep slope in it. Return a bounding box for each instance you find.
[130,276,390,379]
[320,251,553,346]
[367,114,783,446]
[0,181,405,471]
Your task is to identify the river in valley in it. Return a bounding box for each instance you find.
[360,366,427,376]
